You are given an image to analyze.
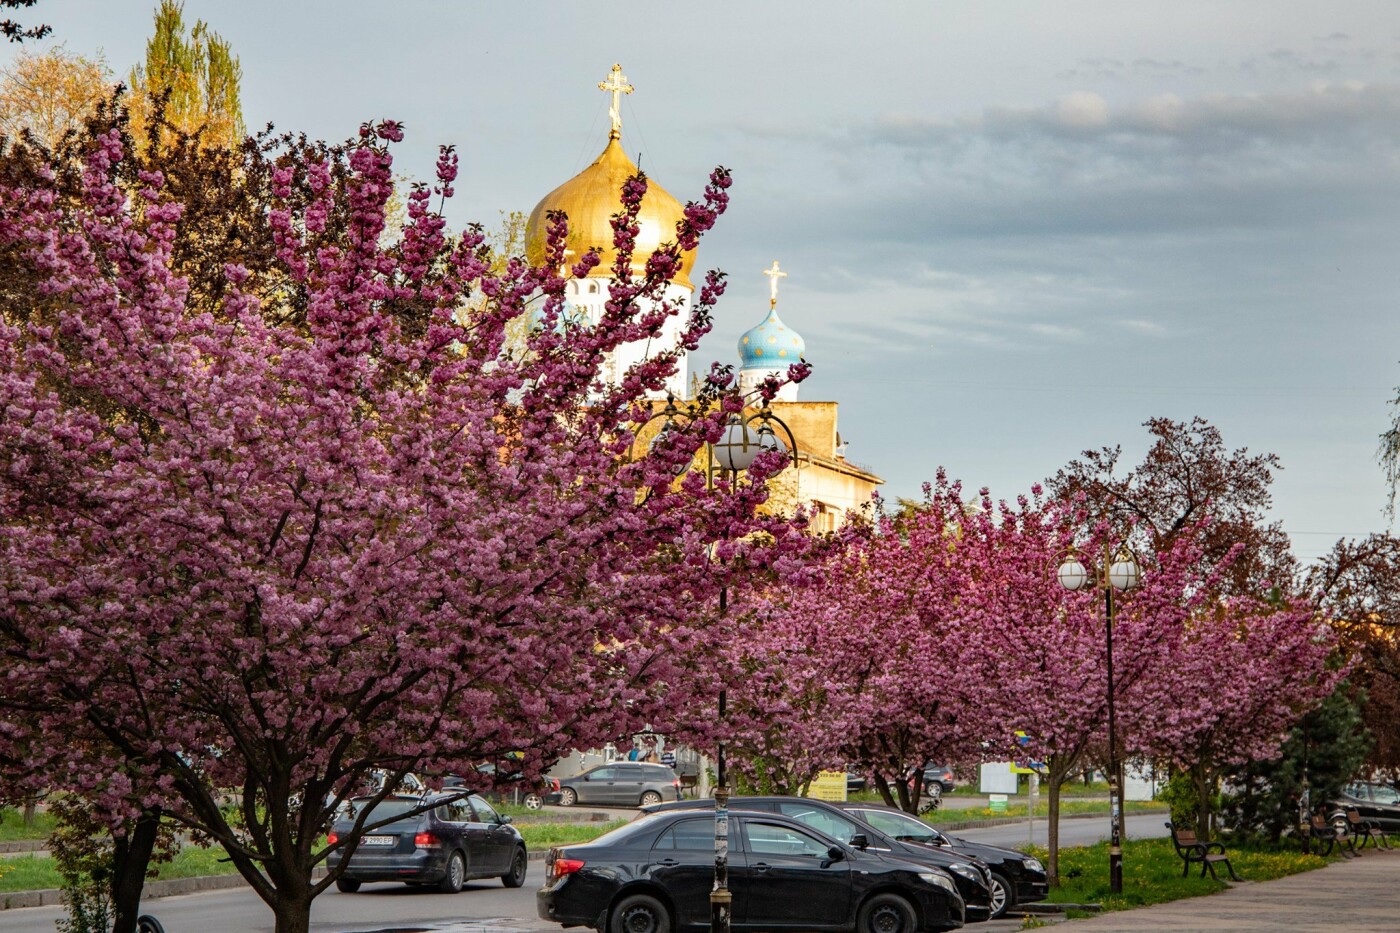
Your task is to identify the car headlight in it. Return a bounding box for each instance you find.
[918,871,958,894]
[1023,856,1045,873]
[948,862,981,882]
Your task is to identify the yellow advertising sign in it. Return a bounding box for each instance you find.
[806,770,848,801]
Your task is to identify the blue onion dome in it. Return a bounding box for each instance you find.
[739,306,805,370]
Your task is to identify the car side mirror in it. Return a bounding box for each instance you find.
[499,814,513,825]
[821,844,845,868]
[849,833,870,850]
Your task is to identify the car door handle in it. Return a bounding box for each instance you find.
[657,858,679,866]
[753,862,772,873]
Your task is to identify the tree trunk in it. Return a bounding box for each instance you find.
[269,890,314,933]
[22,800,36,825]
[109,808,161,933]
[1191,764,1214,841]
[873,773,897,808]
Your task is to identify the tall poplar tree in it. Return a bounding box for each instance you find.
[127,0,243,151]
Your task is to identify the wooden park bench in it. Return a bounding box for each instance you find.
[1166,821,1242,881]
[1344,808,1389,851]
[1308,812,1355,857]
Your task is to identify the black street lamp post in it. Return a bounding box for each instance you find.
[632,396,798,933]
[1057,544,1141,895]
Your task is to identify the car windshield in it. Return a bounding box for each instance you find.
[851,808,943,843]
[1372,784,1400,806]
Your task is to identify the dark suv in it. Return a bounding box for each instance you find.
[554,762,682,808]
[327,791,527,893]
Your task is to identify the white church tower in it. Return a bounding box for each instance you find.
[523,64,694,400]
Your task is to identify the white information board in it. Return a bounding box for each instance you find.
[979,761,1020,795]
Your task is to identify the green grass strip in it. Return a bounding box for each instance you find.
[1034,836,1330,915]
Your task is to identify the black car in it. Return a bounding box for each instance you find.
[554,762,683,808]
[327,791,528,893]
[537,808,965,932]
[835,802,1048,919]
[1336,781,1400,833]
[643,797,993,923]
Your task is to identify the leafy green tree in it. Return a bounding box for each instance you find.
[1221,685,1371,844]
[127,0,243,152]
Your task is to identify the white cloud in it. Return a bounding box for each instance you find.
[1056,92,1111,129]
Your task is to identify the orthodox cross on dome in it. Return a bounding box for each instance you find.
[763,260,787,308]
[598,63,634,139]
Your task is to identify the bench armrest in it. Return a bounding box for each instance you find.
[1203,841,1227,854]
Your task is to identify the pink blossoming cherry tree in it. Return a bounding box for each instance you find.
[0,121,809,933]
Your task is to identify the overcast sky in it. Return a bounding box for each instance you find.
[12,0,1400,564]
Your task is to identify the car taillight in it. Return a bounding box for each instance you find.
[672,779,681,788]
[327,832,339,846]
[553,857,585,878]
[414,832,440,848]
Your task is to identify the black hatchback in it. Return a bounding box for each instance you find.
[327,791,528,893]
[644,797,994,923]
[537,809,965,932]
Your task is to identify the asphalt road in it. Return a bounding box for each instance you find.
[1,812,1168,933]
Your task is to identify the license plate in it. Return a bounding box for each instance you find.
[360,835,395,846]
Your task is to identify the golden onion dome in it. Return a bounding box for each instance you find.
[525,135,696,290]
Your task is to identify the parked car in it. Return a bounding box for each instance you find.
[643,796,993,923]
[847,772,868,793]
[552,762,682,808]
[834,801,1048,919]
[923,764,957,794]
[1335,781,1400,833]
[537,808,965,932]
[326,791,527,893]
[452,765,559,810]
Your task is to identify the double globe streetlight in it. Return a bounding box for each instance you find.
[638,394,799,933]
[1056,544,1142,895]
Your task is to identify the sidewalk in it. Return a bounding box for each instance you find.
[1045,847,1400,932]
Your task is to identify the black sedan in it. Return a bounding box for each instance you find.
[327,792,528,893]
[643,797,993,923]
[834,802,1048,919]
[537,808,965,932]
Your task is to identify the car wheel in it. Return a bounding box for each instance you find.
[857,892,917,933]
[640,790,663,806]
[437,851,466,893]
[523,793,544,810]
[501,847,527,888]
[559,787,578,807]
[988,872,1012,919]
[610,893,672,933]
[335,878,361,893]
